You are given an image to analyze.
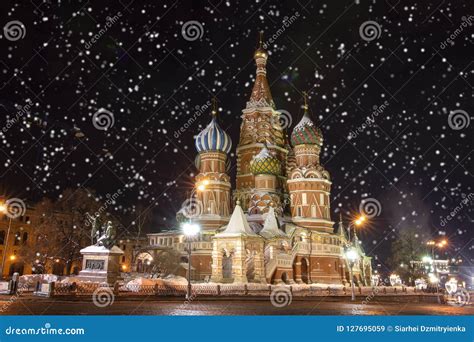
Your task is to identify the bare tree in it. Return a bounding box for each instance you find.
[150,250,182,278]
[22,188,105,275]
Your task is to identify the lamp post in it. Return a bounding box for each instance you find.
[347,214,366,242]
[182,222,200,300]
[426,239,448,302]
[345,247,359,301]
[181,180,206,299]
[0,204,13,279]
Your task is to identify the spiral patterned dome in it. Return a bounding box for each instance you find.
[250,145,281,176]
[291,112,323,147]
[195,117,232,154]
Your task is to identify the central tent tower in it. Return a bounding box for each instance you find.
[234,33,288,218]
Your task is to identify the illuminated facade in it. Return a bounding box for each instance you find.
[146,41,372,285]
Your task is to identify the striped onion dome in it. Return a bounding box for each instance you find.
[291,111,323,147]
[195,116,232,154]
[250,145,281,176]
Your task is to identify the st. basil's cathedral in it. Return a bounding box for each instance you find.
[145,39,373,286]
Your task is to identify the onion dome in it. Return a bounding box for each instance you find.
[254,31,268,60]
[254,46,268,60]
[290,93,323,147]
[195,100,232,154]
[250,144,281,176]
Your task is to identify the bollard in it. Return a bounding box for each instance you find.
[50,282,55,297]
[11,272,19,294]
[113,282,120,296]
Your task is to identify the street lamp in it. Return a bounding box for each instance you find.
[426,239,448,302]
[0,203,14,280]
[347,214,366,241]
[345,247,359,301]
[182,222,200,300]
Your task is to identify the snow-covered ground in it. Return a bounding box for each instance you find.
[19,274,58,285]
[125,275,188,292]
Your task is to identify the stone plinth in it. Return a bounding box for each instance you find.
[78,245,124,284]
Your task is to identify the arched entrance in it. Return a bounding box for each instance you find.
[222,251,233,279]
[9,262,24,276]
[245,250,255,281]
[136,252,153,273]
[52,262,64,276]
[281,272,288,284]
[301,258,309,283]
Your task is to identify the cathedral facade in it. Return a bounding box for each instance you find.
[146,43,372,285]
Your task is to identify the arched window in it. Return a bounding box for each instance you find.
[0,231,5,245]
[13,232,20,246]
[22,232,28,244]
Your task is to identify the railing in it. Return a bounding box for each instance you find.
[264,241,307,279]
[264,244,277,279]
[37,282,434,298]
[176,242,213,251]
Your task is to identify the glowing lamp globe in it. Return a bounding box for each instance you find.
[182,223,201,237]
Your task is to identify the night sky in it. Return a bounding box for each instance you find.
[0,0,472,271]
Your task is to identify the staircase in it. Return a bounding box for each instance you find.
[264,241,309,280]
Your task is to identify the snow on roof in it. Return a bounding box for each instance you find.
[253,145,272,160]
[215,202,257,237]
[293,112,315,131]
[80,245,124,254]
[259,207,286,239]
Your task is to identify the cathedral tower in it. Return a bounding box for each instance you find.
[234,33,287,213]
[194,99,232,230]
[247,144,284,217]
[287,94,334,232]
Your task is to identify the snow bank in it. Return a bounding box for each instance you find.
[59,276,83,283]
[162,275,187,284]
[124,275,188,292]
[19,274,58,284]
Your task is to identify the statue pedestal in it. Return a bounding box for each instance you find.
[78,245,124,285]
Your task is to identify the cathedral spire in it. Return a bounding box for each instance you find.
[211,97,218,117]
[336,213,347,239]
[302,91,309,111]
[248,31,274,109]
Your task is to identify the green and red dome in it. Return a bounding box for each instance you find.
[290,112,323,146]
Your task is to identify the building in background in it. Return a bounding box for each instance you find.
[0,205,82,278]
[117,236,148,273]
